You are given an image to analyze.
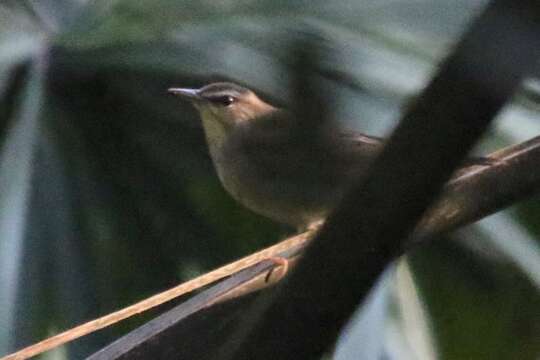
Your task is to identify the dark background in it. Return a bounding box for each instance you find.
[0,1,539,359]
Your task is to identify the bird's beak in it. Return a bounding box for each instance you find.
[167,87,201,101]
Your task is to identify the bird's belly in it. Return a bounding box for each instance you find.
[215,160,333,229]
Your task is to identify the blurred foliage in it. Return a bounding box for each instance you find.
[0,0,539,359]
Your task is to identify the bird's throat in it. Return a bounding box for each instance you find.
[200,111,232,161]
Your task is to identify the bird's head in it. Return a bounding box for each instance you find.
[168,82,277,156]
[168,82,275,127]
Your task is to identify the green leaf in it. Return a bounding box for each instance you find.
[0,51,46,354]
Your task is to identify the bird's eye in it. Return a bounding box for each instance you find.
[211,95,235,106]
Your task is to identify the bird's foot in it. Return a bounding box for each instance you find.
[264,257,289,283]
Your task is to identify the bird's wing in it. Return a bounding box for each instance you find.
[232,113,385,186]
[338,130,494,177]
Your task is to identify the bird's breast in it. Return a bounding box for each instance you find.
[210,135,338,229]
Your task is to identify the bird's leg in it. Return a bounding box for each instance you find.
[264,220,326,283]
[264,219,326,283]
[264,257,290,283]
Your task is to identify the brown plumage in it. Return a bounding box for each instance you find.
[169,82,488,229]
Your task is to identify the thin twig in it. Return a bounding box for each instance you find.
[5,132,540,360]
[5,133,540,360]
[0,233,311,360]
[85,128,540,359]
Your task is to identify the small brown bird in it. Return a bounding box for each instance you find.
[169,82,488,230]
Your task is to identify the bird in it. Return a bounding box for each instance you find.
[168,82,490,231]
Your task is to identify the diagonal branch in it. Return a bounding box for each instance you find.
[5,134,540,360]
[81,128,540,360]
[416,135,540,241]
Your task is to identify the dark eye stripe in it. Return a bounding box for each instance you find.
[207,95,235,106]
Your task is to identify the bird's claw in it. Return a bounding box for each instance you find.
[265,257,289,283]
